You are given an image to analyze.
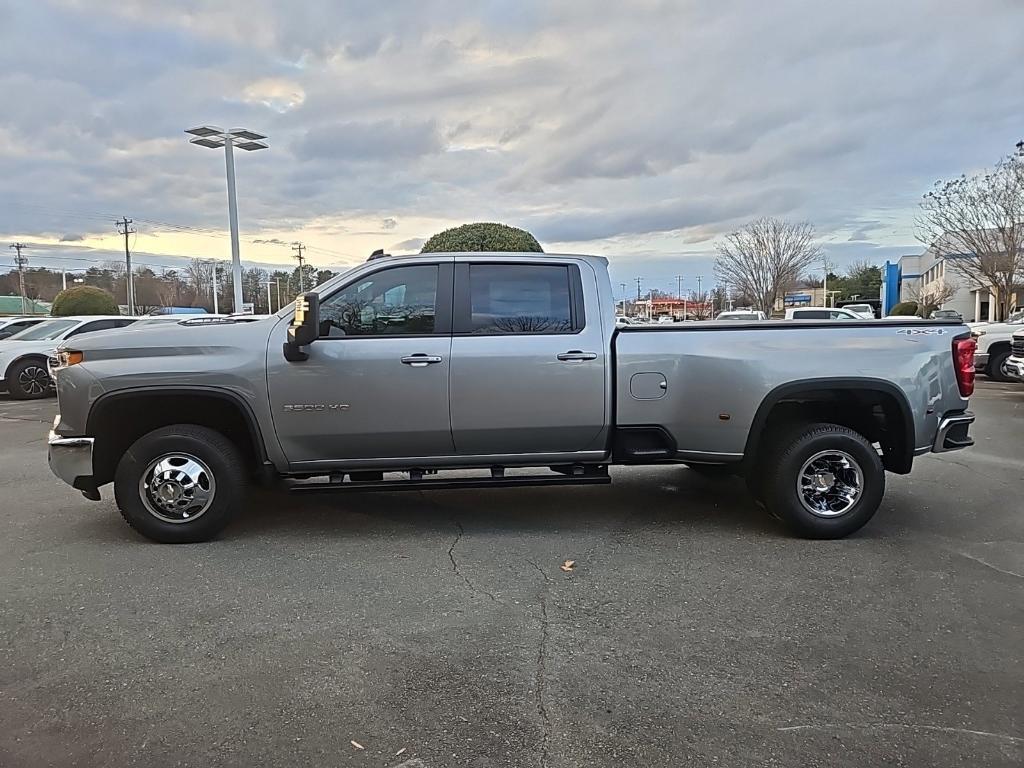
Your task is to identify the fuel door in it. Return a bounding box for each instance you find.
[630,372,668,400]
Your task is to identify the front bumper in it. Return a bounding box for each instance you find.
[1004,356,1024,381]
[932,411,975,453]
[47,429,96,496]
[973,352,989,372]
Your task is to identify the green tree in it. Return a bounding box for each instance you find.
[889,301,920,316]
[421,223,542,253]
[51,285,119,316]
[830,261,882,300]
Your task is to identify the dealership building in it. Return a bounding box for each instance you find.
[881,244,1022,321]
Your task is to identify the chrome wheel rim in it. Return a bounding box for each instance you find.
[796,450,863,518]
[139,453,216,524]
[18,365,49,395]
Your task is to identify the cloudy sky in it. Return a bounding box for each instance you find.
[1,0,1022,297]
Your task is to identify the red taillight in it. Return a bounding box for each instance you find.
[953,337,976,398]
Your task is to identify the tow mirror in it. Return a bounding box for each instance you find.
[283,292,319,362]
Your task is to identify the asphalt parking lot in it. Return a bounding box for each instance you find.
[1,382,1021,768]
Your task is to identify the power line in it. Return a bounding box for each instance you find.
[10,243,29,314]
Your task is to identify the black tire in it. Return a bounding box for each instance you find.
[987,349,1014,382]
[6,357,53,400]
[761,422,884,539]
[114,424,246,543]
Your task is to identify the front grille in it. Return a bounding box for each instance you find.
[1012,337,1024,357]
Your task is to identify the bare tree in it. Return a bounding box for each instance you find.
[714,218,823,315]
[907,281,958,318]
[687,289,713,320]
[801,273,824,289]
[918,144,1024,321]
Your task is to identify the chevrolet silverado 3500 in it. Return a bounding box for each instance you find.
[47,252,976,542]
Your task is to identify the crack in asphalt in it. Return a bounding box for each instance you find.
[534,590,552,768]
[447,520,496,602]
[526,558,554,583]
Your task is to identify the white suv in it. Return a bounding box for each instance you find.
[785,307,863,320]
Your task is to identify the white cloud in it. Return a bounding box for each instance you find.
[1,0,1022,288]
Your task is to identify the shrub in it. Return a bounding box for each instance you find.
[889,301,920,316]
[421,223,543,253]
[51,285,120,316]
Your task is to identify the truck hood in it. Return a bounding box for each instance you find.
[59,316,281,361]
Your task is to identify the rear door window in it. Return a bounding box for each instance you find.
[460,264,577,335]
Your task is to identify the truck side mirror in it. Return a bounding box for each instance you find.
[283,292,320,362]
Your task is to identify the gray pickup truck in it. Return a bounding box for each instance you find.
[47,252,977,543]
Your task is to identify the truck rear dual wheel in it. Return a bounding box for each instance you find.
[114,425,246,543]
[758,422,884,539]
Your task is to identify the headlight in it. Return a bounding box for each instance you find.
[54,349,84,370]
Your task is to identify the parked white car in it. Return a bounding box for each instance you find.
[0,316,48,340]
[0,316,137,399]
[972,310,1024,382]
[715,310,767,321]
[839,303,877,319]
[785,307,863,320]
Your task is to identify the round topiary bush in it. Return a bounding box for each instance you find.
[889,301,920,316]
[421,223,543,254]
[51,285,120,316]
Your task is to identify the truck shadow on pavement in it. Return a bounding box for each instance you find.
[70,466,791,544]
[231,466,784,542]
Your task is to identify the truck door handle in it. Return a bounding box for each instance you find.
[401,354,443,367]
[557,350,598,361]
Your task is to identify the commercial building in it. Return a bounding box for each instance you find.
[883,241,1022,321]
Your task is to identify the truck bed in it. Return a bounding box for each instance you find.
[613,319,968,463]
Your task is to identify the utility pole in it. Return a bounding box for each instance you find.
[292,242,306,292]
[116,217,135,314]
[822,256,834,307]
[9,243,29,314]
[206,262,220,315]
[635,276,642,301]
[266,282,273,313]
[275,277,282,309]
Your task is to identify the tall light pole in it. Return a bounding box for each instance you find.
[185,126,268,312]
[266,281,273,313]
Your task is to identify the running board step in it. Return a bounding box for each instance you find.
[289,473,611,494]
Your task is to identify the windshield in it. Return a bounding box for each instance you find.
[845,304,872,313]
[6,318,77,340]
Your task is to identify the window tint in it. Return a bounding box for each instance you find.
[795,310,829,319]
[67,319,119,337]
[467,264,572,334]
[9,319,77,340]
[318,264,438,337]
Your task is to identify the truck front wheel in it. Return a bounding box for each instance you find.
[113,425,246,543]
[761,423,884,539]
